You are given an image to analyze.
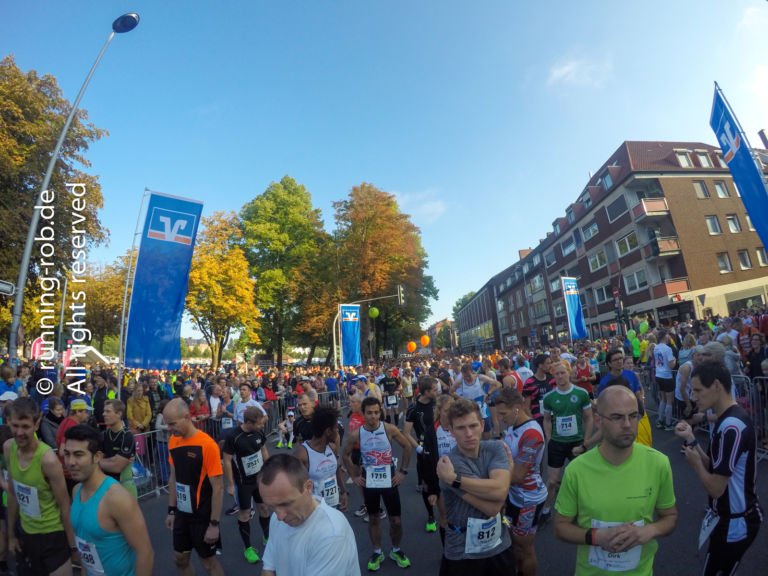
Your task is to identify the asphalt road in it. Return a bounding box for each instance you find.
[141,425,768,575]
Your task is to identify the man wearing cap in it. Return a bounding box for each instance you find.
[56,399,93,496]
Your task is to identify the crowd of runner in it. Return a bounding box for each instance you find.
[0,313,763,574]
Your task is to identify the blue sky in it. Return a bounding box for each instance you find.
[3,1,768,337]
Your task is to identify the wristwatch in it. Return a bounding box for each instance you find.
[452,473,462,489]
[209,519,220,527]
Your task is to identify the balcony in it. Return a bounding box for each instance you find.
[651,277,690,299]
[641,236,681,260]
[632,198,670,221]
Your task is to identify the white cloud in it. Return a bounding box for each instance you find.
[547,57,612,88]
[392,188,447,226]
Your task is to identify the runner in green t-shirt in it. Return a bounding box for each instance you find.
[540,361,594,524]
[553,386,677,575]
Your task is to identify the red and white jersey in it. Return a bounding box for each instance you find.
[503,420,547,507]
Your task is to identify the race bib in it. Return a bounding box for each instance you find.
[320,476,339,507]
[365,465,392,489]
[176,482,192,513]
[242,452,264,477]
[588,519,643,572]
[699,509,719,550]
[222,417,234,430]
[386,395,398,407]
[76,537,105,576]
[556,415,577,437]
[14,481,41,518]
[465,514,502,555]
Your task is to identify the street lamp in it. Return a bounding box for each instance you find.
[8,13,139,362]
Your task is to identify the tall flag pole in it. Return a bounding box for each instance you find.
[710,82,768,249]
[562,277,588,341]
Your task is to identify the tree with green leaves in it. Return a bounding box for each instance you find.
[0,56,108,348]
[436,323,453,350]
[186,212,260,369]
[453,292,476,321]
[240,176,325,367]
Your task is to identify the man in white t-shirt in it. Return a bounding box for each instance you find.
[235,383,266,424]
[653,330,677,431]
[259,454,360,576]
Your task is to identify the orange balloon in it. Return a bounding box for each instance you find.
[420,335,430,347]
[407,341,417,353]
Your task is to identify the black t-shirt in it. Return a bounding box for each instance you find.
[222,426,267,484]
[406,398,438,458]
[101,427,136,481]
[437,369,452,392]
[381,376,400,395]
[707,404,760,519]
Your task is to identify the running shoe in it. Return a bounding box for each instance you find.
[276,442,284,448]
[354,505,368,518]
[287,442,293,449]
[655,420,664,429]
[362,510,388,523]
[664,425,675,432]
[389,549,411,568]
[225,504,240,516]
[367,552,385,571]
[426,517,437,532]
[244,547,260,564]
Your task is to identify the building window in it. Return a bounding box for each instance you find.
[533,253,541,267]
[601,172,613,190]
[697,152,712,168]
[530,274,545,293]
[523,262,530,274]
[562,238,576,256]
[516,290,523,307]
[582,220,599,241]
[746,214,755,231]
[676,151,692,167]
[705,215,722,235]
[606,196,628,222]
[757,247,768,267]
[738,250,753,270]
[545,251,556,267]
[594,285,612,304]
[717,252,733,273]
[554,302,566,317]
[566,209,575,224]
[715,152,728,168]
[693,181,710,199]
[553,221,560,235]
[726,214,742,233]
[616,231,639,257]
[497,299,505,312]
[623,269,648,294]
[550,277,561,292]
[714,181,730,198]
[588,250,607,272]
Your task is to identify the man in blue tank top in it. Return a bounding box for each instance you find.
[63,425,154,576]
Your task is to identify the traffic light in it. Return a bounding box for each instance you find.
[397,284,405,307]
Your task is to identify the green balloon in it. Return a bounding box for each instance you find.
[639,321,649,334]
[368,307,379,318]
[632,338,640,350]
[627,329,636,340]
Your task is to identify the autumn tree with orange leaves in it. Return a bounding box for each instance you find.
[186,212,260,369]
[333,183,437,357]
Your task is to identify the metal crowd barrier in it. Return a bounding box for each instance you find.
[134,391,352,500]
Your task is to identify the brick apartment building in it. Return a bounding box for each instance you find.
[458,140,768,352]
[425,318,456,350]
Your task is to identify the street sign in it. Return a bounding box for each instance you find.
[0,280,15,296]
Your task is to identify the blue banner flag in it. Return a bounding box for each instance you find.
[125,192,203,369]
[340,304,361,367]
[561,277,588,340]
[710,84,768,249]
